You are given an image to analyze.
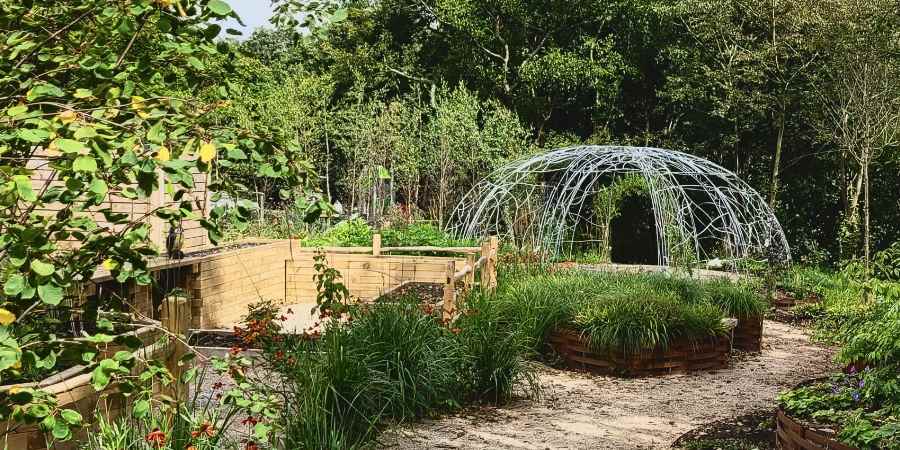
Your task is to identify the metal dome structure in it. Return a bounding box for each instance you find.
[451,145,790,268]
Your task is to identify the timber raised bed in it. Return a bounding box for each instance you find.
[776,408,856,450]
[732,315,763,352]
[548,328,731,377]
[1,320,172,450]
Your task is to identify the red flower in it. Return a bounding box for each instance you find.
[212,381,224,390]
[280,315,288,321]
[145,429,166,448]
[191,422,214,438]
[245,442,260,450]
[241,416,259,426]
[229,346,242,356]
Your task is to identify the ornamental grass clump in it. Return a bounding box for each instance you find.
[254,294,537,449]
[493,268,760,356]
[574,290,727,355]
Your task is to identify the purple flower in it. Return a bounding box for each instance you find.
[852,391,861,402]
[849,365,857,374]
[858,379,865,388]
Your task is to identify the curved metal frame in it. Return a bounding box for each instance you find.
[450,145,790,268]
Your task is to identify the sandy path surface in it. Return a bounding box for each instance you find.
[379,320,836,450]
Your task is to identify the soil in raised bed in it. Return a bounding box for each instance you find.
[673,409,776,450]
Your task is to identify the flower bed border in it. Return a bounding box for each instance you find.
[732,315,763,352]
[547,328,731,377]
[776,408,857,450]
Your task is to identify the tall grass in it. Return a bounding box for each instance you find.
[492,268,762,355]
[275,296,538,449]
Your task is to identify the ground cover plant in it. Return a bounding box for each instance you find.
[774,244,900,449]
[490,267,766,356]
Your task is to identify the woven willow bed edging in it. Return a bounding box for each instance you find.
[776,408,857,450]
[548,328,731,377]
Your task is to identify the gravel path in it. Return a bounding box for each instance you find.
[379,320,836,450]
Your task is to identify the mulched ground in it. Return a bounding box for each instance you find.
[672,409,777,449]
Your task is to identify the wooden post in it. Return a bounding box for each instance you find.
[480,239,491,291]
[464,254,476,291]
[372,233,382,256]
[160,294,190,401]
[442,261,456,322]
[485,236,499,293]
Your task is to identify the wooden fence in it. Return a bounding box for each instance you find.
[284,235,499,320]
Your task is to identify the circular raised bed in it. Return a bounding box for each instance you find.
[1,320,172,450]
[548,328,731,377]
[732,315,763,352]
[776,408,857,450]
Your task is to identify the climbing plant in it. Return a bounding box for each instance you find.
[591,174,649,262]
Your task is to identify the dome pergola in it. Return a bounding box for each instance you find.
[451,145,790,268]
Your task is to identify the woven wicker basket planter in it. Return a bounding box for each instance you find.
[1,321,171,450]
[776,409,857,450]
[732,315,763,352]
[548,328,731,377]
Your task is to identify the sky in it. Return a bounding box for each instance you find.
[218,0,276,39]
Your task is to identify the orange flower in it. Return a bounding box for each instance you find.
[191,422,214,439]
[245,442,259,450]
[145,428,166,448]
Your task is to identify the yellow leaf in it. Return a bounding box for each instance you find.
[155,146,171,162]
[102,259,118,271]
[199,141,216,163]
[0,308,16,326]
[58,110,77,124]
[12,360,21,369]
[130,96,146,111]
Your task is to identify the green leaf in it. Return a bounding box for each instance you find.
[133,399,150,418]
[207,0,232,16]
[73,156,97,172]
[3,274,25,296]
[73,89,93,99]
[37,283,64,305]
[89,178,108,197]
[187,56,205,70]
[6,105,27,116]
[73,127,97,139]
[147,122,165,144]
[13,175,37,202]
[17,128,49,143]
[26,83,64,101]
[51,419,70,440]
[55,139,87,154]
[330,8,348,22]
[226,147,247,160]
[60,409,82,425]
[30,260,55,276]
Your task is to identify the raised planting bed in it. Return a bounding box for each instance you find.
[776,409,857,450]
[773,289,820,309]
[1,320,171,450]
[732,315,763,352]
[548,328,732,377]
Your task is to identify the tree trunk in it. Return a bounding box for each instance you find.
[768,109,785,208]
[863,151,871,277]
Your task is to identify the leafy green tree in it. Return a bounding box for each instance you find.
[0,0,318,439]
